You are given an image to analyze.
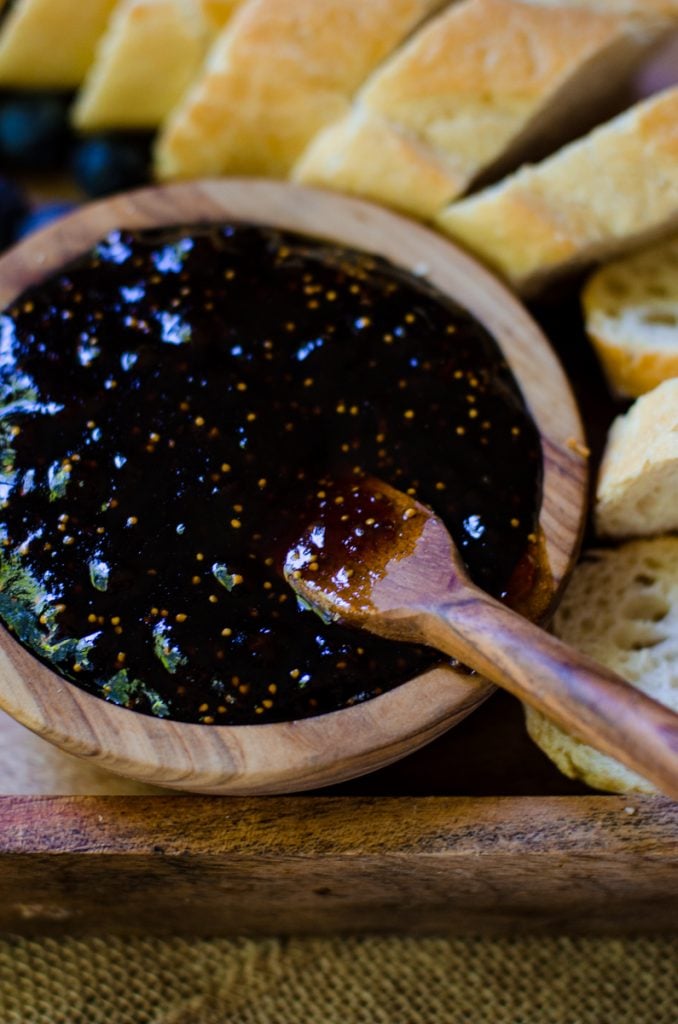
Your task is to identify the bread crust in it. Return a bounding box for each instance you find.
[0,0,118,88]
[585,330,678,397]
[524,704,659,793]
[595,379,678,537]
[73,0,243,131]
[582,236,678,397]
[295,0,668,218]
[294,108,467,219]
[199,0,243,31]
[154,0,445,180]
[437,87,678,292]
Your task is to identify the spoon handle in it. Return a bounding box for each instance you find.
[418,587,678,799]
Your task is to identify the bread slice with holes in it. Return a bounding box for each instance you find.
[73,0,244,131]
[437,86,678,294]
[154,0,446,180]
[525,537,678,794]
[595,379,678,538]
[293,0,671,220]
[582,235,678,397]
[0,0,118,88]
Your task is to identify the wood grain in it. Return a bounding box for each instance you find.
[0,794,674,935]
[0,180,587,794]
[0,691,593,797]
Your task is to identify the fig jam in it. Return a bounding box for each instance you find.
[0,224,541,723]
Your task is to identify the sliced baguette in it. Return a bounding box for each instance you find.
[595,379,678,538]
[294,0,670,220]
[582,236,678,397]
[437,86,678,294]
[525,538,678,794]
[73,0,243,131]
[0,0,118,89]
[154,0,446,180]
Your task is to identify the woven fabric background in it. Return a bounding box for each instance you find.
[0,934,676,1024]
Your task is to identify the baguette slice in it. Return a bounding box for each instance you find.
[73,0,243,131]
[294,0,670,220]
[0,0,118,88]
[437,86,678,294]
[582,236,678,397]
[525,538,678,794]
[154,0,446,180]
[595,379,678,538]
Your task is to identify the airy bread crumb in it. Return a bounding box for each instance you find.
[525,538,678,794]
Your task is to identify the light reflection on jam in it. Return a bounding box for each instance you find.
[0,224,542,724]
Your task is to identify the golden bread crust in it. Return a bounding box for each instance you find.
[154,0,445,179]
[296,0,669,218]
[437,87,678,291]
[582,235,678,396]
[595,379,678,537]
[73,0,245,130]
[0,0,118,88]
[293,109,467,218]
[586,331,678,396]
[198,0,243,30]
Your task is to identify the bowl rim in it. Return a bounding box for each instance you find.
[0,179,587,794]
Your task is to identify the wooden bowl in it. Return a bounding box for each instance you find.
[0,180,587,794]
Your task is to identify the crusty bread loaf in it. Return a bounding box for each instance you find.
[0,0,118,88]
[582,235,678,397]
[294,0,670,219]
[437,86,678,294]
[595,380,678,538]
[73,0,243,131]
[525,538,678,794]
[154,0,446,180]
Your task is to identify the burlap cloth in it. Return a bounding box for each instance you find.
[0,934,676,1024]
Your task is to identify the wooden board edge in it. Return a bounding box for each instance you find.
[0,793,675,855]
[0,795,675,935]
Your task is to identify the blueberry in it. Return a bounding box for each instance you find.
[0,93,72,170]
[0,176,28,249]
[16,201,77,239]
[71,134,151,198]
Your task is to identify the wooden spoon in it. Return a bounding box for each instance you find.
[284,475,678,799]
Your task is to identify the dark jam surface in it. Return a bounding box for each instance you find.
[0,224,542,724]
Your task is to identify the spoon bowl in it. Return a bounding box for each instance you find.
[0,179,587,793]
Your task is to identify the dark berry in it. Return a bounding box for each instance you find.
[71,134,151,198]
[0,93,72,171]
[16,201,77,239]
[0,176,29,249]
